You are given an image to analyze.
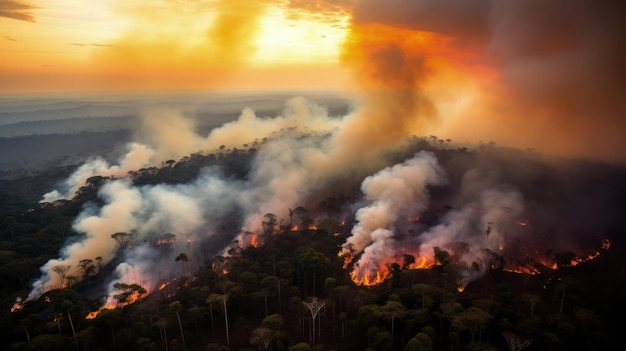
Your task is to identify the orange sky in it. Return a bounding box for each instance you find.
[0,0,352,93]
[2,0,625,161]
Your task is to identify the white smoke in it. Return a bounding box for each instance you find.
[341,151,447,280]
[417,184,524,287]
[41,143,155,202]
[28,97,353,301]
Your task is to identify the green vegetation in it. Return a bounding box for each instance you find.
[1,139,625,350]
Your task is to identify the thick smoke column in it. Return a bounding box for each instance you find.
[350,0,626,161]
[341,151,446,283]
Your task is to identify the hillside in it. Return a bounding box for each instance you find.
[1,139,625,351]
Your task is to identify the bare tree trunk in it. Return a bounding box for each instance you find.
[57,315,62,337]
[111,325,117,351]
[67,312,79,350]
[277,278,282,311]
[223,297,230,345]
[176,311,186,349]
[209,303,215,336]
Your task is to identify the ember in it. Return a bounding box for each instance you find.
[10,297,23,313]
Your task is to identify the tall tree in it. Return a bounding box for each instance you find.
[169,301,186,350]
[262,213,278,235]
[51,265,71,288]
[111,232,132,248]
[302,297,325,347]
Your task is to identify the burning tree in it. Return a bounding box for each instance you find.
[51,264,71,288]
[78,259,96,279]
[112,282,147,306]
[111,232,132,248]
[262,213,277,235]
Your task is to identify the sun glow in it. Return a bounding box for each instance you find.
[0,1,351,92]
[252,7,349,65]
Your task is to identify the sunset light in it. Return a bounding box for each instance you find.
[2,2,626,350]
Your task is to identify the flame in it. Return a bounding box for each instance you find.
[601,238,611,250]
[498,243,505,251]
[85,303,115,320]
[350,267,389,286]
[515,219,530,226]
[11,298,23,313]
[503,266,541,275]
[85,288,149,320]
[222,269,229,275]
[156,238,177,245]
[250,234,259,247]
[457,286,465,293]
[308,224,318,230]
[407,216,420,222]
[158,281,171,290]
[411,256,432,269]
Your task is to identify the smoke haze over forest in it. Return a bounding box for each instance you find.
[1,2,626,350]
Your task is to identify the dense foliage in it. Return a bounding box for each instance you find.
[1,139,625,351]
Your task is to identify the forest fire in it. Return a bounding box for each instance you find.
[410,256,432,269]
[10,298,23,313]
[250,233,259,248]
[350,267,390,286]
[85,283,150,319]
[344,237,611,287]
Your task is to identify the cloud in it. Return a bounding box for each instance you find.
[0,0,37,22]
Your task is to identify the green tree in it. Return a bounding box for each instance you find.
[293,247,331,296]
[452,306,493,343]
[96,309,123,351]
[404,332,433,351]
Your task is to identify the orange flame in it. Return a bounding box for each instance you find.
[411,256,432,269]
[10,298,23,313]
[250,234,259,247]
[350,267,389,286]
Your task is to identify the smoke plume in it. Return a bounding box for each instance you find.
[350,0,626,161]
[27,0,625,302]
[341,151,446,282]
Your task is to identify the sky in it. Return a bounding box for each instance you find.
[2,0,626,161]
[0,0,352,92]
